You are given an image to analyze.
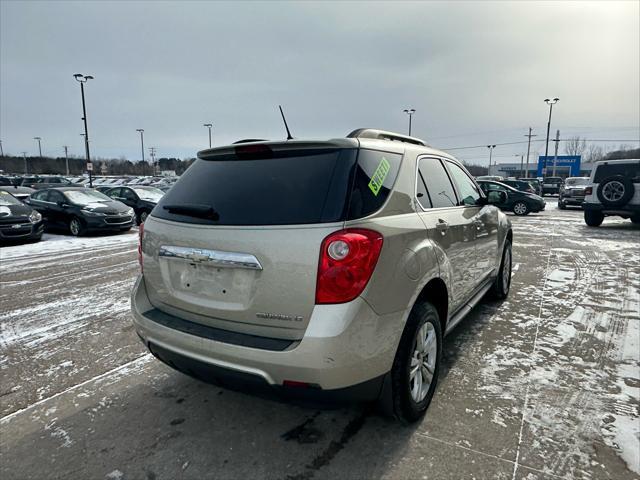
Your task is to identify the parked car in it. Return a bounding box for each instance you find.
[477,180,545,215]
[0,191,44,243]
[131,128,513,423]
[500,179,537,194]
[558,177,590,209]
[517,177,543,196]
[94,186,114,194]
[26,187,134,236]
[0,185,36,201]
[541,176,564,196]
[583,159,640,226]
[20,176,75,189]
[105,186,164,224]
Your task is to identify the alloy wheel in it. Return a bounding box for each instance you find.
[409,322,437,403]
[602,181,625,202]
[514,202,528,215]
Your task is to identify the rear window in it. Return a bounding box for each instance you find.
[153,147,401,226]
[594,162,640,183]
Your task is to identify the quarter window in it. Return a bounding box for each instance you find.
[446,162,481,206]
[418,158,458,208]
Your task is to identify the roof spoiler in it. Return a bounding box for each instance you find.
[347,128,427,146]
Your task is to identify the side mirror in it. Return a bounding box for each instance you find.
[487,191,507,204]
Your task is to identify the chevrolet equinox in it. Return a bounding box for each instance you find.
[131,129,513,423]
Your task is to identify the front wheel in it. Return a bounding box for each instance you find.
[584,210,604,227]
[390,302,442,423]
[513,201,529,216]
[558,201,566,210]
[69,217,85,236]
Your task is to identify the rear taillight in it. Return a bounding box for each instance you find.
[315,228,383,304]
[138,222,144,273]
[584,187,592,196]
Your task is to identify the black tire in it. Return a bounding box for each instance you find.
[513,201,529,216]
[558,201,566,210]
[631,215,640,224]
[69,216,85,236]
[597,175,634,208]
[390,302,442,424]
[489,239,512,300]
[584,210,604,227]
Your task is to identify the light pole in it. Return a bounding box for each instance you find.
[63,146,70,175]
[33,137,42,157]
[543,97,559,177]
[136,129,145,175]
[524,127,537,178]
[73,73,94,187]
[487,144,496,172]
[403,109,415,136]
[21,151,28,173]
[0,140,4,157]
[203,123,212,148]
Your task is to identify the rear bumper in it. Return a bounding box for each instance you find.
[559,196,585,206]
[583,202,640,216]
[131,276,404,398]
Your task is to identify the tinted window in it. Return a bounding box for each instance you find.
[155,148,358,226]
[446,162,481,206]
[31,190,48,201]
[594,163,640,183]
[122,188,138,201]
[48,190,64,203]
[0,177,12,186]
[347,150,402,220]
[107,188,122,199]
[416,171,432,209]
[418,158,458,208]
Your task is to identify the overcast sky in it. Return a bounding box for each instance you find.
[1,0,638,165]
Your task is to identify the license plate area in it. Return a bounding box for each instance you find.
[160,258,258,310]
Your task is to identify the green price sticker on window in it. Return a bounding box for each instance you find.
[368,157,391,196]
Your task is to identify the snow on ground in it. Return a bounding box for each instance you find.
[0,230,137,262]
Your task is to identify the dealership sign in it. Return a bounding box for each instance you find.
[537,155,581,176]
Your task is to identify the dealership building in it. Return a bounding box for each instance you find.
[488,155,596,178]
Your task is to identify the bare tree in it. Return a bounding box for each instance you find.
[564,136,587,156]
[584,144,604,163]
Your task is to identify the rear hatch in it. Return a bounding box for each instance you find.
[140,141,402,341]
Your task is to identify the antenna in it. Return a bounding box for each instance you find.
[279,105,293,140]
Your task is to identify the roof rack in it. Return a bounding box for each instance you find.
[347,128,427,146]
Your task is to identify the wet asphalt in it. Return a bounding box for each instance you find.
[1,203,638,480]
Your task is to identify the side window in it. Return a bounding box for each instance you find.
[107,188,121,199]
[416,170,432,209]
[347,150,402,220]
[418,158,458,208]
[32,190,48,201]
[48,191,64,204]
[49,178,61,184]
[446,162,481,206]
[123,188,137,201]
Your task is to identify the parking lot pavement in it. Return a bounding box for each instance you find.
[1,205,638,480]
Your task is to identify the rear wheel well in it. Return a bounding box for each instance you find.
[415,278,448,333]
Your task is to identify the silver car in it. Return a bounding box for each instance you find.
[131,129,513,422]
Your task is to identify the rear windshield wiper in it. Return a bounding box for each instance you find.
[162,203,219,221]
